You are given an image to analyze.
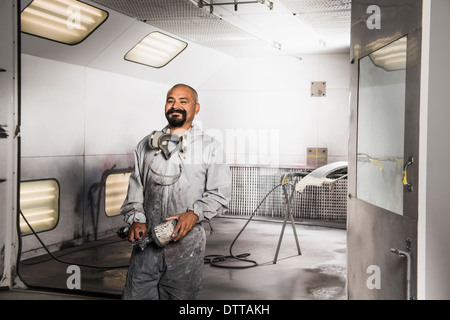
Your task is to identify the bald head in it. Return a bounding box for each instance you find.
[167,84,198,104]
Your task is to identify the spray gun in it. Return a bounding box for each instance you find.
[117,219,178,250]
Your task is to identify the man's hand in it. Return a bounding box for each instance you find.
[127,222,147,242]
[166,211,198,242]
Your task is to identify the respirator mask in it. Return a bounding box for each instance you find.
[148,130,187,160]
[148,130,188,185]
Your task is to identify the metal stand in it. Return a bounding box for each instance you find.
[273,172,305,264]
[272,163,348,264]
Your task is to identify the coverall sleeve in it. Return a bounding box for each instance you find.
[191,140,231,222]
[120,145,147,225]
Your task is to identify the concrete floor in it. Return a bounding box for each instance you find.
[0,217,347,300]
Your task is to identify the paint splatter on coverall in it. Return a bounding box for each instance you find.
[120,124,231,300]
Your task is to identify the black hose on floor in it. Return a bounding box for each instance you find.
[204,183,283,269]
[18,210,129,270]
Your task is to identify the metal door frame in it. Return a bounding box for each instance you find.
[0,0,21,289]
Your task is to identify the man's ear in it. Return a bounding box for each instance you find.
[195,103,200,115]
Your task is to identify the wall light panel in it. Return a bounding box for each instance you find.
[105,172,131,217]
[20,179,60,235]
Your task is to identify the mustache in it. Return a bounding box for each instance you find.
[166,107,187,117]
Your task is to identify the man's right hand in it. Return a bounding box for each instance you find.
[127,222,147,242]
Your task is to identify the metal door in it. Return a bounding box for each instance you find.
[347,0,422,300]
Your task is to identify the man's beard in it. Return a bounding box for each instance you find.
[165,108,187,127]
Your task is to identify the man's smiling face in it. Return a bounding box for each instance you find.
[165,85,200,130]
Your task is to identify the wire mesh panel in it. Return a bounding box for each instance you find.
[228,166,347,223]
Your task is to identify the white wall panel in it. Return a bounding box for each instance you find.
[199,55,317,91]
[84,68,167,155]
[198,53,350,167]
[419,0,450,300]
[196,88,318,166]
[317,54,351,89]
[317,89,350,162]
[21,54,85,157]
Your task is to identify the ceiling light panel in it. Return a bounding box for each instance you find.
[21,0,108,45]
[125,31,188,68]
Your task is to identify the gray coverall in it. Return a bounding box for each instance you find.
[120,124,231,300]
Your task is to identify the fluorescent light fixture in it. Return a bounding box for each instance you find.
[20,179,60,235]
[21,0,108,45]
[105,172,131,217]
[125,32,188,68]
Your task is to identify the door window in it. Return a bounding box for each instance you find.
[357,36,408,215]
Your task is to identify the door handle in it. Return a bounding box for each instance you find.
[390,248,412,300]
[402,156,414,192]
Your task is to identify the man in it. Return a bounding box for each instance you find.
[120,84,231,300]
